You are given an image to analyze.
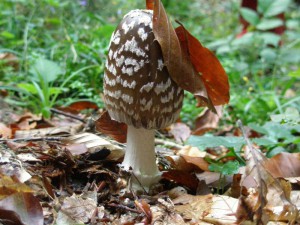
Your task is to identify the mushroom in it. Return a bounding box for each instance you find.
[103,10,184,189]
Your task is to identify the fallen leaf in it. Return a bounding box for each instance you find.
[56,194,97,224]
[0,192,43,225]
[0,52,19,70]
[176,145,209,171]
[162,170,199,192]
[0,175,33,200]
[152,0,214,110]
[151,198,186,225]
[0,122,12,138]
[65,132,124,161]
[181,155,209,171]
[264,152,300,178]
[14,125,81,138]
[135,199,152,223]
[174,194,238,225]
[193,106,223,135]
[168,122,191,143]
[95,111,127,143]
[175,25,230,106]
[65,143,89,155]
[146,0,154,10]
[58,101,98,114]
[237,135,298,224]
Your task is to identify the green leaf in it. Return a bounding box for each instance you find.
[187,136,245,151]
[209,160,240,175]
[259,32,281,46]
[29,58,63,83]
[17,83,38,94]
[267,146,286,158]
[257,18,283,30]
[271,107,300,124]
[263,0,291,17]
[0,31,15,39]
[288,68,300,78]
[258,0,273,14]
[240,8,260,26]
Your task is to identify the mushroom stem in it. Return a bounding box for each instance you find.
[121,125,161,189]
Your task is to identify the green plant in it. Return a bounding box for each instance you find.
[1,58,97,118]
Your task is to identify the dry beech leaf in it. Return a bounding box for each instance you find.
[56,194,97,224]
[180,155,209,171]
[0,192,43,225]
[168,122,191,143]
[173,194,238,225]
[193,106,223,135]
[0,175,33,200]
[264,152,300,178]
[237,145,298,224]
[176,145,209,171]
[151,199,186,225]
[146,0,154,10]
[135,199,152,222]
[95,111,127,143]
[175,25,230,106]
[65,143,89,155]
[58,101,99,114]
[0,122,12,138]
[14,125,81,139]
[0,192,44,225]
[152,0,214,110]
[65,132,124,161]
[162,170,199,192]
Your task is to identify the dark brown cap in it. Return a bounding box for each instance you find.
[103,10,183,129]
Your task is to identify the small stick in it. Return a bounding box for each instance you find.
[0,136,65,143]
[106,203,140,213]
[50,108,85,123]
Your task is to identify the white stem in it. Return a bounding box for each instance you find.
[121,125,161,189]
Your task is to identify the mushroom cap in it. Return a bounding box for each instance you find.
[103,10,183,129]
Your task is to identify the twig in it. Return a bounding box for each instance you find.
[155,138,184,149]
[0,136,65,143]
[50,108,85,123]
[106,203,140,213]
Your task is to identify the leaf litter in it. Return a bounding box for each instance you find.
[0,105,299,224]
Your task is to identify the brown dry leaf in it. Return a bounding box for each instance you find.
[174,194,238,225]
[193,106,222,135]
[135,199,152,223]
[152,0,213,110]
[65,132,124,161]
[264,152,300,178]
[65,143,89,155]
[0,52,19,70]
[175,25,230,106]
[176,145,209,171]
[0,192,43,225]
[168,122,191,143]
[95,110,127,143]
[58,101,99,114]
[146,0,154,10]
[0,122,12,138]
[0,175,33,200]
[55,194,97,224]
[166,155,196,172]
[181,155,209,171]
[151,198,186,225]
[237,145,299,224]
[14,124,81,138]
[162,170,199,192]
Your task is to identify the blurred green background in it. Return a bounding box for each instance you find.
[0,0,299,126]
